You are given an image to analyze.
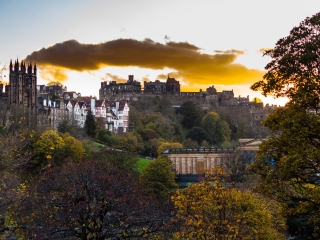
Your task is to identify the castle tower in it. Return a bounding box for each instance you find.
[8,58,37,108]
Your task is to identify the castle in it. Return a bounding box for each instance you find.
[1,60,278,136]
[99,75,278,138]
[99,74,250,107]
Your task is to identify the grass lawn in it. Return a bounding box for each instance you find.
[92,141,105,148]
[136,158,151,173]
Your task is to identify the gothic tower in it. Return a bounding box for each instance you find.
[8,58,37,107]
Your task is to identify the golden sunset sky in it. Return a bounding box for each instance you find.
[1,0,320,105]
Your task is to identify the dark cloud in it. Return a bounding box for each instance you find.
[25,38,264,87]
[166,41,200,51]
[157,72,181,80]
[258,48,272,53]
[157,74,168,80]
[102,73,127,83]
[214,49,245,54]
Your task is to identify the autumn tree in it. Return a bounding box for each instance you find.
[59,132,86,161]
[172,174,286,239]
[139,113,183,143]
[33,130,65,159]
[251,97,264,108]
[0,107,43,237]
[140,156,178,200]
[116,132,144,154]
[157,141,183,156]
[250,12,320,238]
[7,160,173,239]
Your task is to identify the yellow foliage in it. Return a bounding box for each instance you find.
[172,177,286,239]
[33,130,65,158]
[157,142,183,156]
[60,133,86,160]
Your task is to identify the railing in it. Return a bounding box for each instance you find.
[166,148,236,154]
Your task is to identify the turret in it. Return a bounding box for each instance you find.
[28,63,32,74]
[9,60,13,72]
[33,63,37,75]
[21,61,26,73]
[14,59,19,72]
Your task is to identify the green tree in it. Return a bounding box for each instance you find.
[140,156,178,199]
[201,111,231,145]
[84,108,96,138]
[186,126,212,145]
[250,12,320,238]
[116,132,144,154]
[178,101,203,129]
[249,106,320,238]
[96,129,118,146]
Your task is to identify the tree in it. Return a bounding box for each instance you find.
[172,174,286,239]
[184,138,200,148]
[8,160,173,239]
[60,132,86,161]
[250,12,320,238]
[201,111,231,145]
[157,141,183,156]
[33,130,65,160]
[251,12,320,111]
[96,129,118,146]
[140,156,178,199]
[116,132,144,154]
[186,126,212,145]
[0,106,42,237]
[84,108,96,138]
[249,106,320,238]
[251,97,264,108]
[222,149,251,183]
[178,101,203,129]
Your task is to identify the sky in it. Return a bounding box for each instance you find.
[1,0,320,106]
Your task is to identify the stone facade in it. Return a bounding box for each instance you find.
[164,148,236,174]
[98,75,279,138]
[8,59,37,108]
[164,139,261,174]
[40,96,129,134]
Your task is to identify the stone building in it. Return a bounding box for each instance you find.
[98,74,278,138]
[8,59,37,108]
[99,75,141,101]
[40,96,129,134]
[163,139,261,175]
[163,148,236,174]
[37,84,67,99]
